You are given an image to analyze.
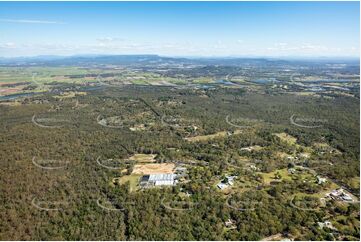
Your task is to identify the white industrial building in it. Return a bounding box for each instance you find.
[140,173,177,187]
[149,174,177,186]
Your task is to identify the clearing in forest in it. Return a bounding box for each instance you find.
[132,163,175,175]
[185,130,242,142]
[118,174,142,192]
[259,168,293,185]
[274,132,297,145]
[185,131,227,142]
[127,154,157,163]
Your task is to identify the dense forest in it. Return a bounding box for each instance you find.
[0,83,359,240]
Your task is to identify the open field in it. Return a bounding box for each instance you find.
[132,163,175,175]
[185,131,228,142]
[259,168,293,185]
[53,91,87,99]
[184,130,242,142]
[127,154,157,163]
[118,174,142,192]
[274,132,297,145]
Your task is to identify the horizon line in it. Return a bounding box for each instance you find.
[0,53,359,60]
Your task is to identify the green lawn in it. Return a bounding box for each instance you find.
[119,174,142,192]
[259,168,292,185]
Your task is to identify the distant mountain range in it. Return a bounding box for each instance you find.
[0,54,359,67]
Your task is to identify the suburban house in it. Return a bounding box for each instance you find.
[217,175,237,190]
[224,219,237,229]
[316,176,327,185]
[326,188,353,202]
[318,220,337,231]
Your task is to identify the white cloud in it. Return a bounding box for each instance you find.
[0,39,358,57]
[0,19,65,24]
[267,42,331,53]
[0,42,16,48]
[96,37,125,43]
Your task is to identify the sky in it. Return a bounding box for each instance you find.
[0,1,359,58]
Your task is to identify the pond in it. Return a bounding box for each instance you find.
[0,92,37,101]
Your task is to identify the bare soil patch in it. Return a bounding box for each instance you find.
[132,163,175,175]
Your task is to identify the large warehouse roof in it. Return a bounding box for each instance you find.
[148,174,176,182]
[155,180,174,186]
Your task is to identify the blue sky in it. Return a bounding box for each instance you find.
[0,1,359,57]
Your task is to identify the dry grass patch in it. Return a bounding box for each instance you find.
[0,101,22,106]
[313,142,331,149]
[313,142,341,154]
[0,87,25,95]
[274,132,297,145]
[185,129,244,142]
[132,163,175,175]
[259,168,293,185]
[118,174,142,192]
[185,131,228,142]
[54,91,87,99]
[292,92,319,96]
[127,154,157,163]
[274,151,292,158]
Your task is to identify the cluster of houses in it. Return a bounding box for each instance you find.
[217,175,237,190]
[287,167,328,185]
[326,188,353,202]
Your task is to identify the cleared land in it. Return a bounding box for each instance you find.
[259,168,293,185]
[127,154,157,163]
[185,130,242,142]
[54,91,87,99]
[274,132,297,145]
[132,163,175,175]
[118,174,142,192]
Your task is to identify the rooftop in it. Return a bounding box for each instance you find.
[149,174,177,181]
